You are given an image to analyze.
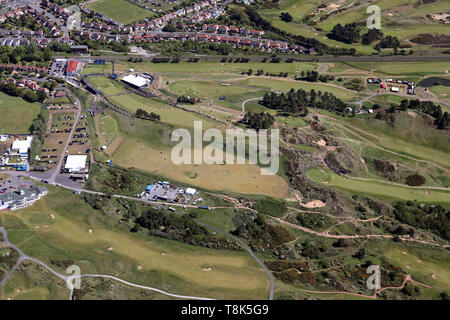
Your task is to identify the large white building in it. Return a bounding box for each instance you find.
[64,155,87,173]
[10,136,33,158]
[121,74,151,88]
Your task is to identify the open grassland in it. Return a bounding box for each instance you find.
[125,60,316,76]
[383,245,450,299]
[234,77,357,101]
[341,61,450,76]
[306,167,450,204]
[0,93,41,134]
[112,136,289,198]
[96,110,289,198]
[85,0,154,25]
[82,60,316,77]
[259,0,449,54]
[321,112,450,171]
[0,187,270,299]
[109,94,220,130]
[88,76,126,96]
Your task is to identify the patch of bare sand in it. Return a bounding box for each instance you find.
[408,111,417,118]
[301,200,326,208]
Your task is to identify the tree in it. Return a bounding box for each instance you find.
[242,112,275,130]
[280,12,293,22]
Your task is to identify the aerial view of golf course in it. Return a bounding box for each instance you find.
[0,0,448,312]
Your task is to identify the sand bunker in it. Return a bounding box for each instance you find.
[301,200,326,208]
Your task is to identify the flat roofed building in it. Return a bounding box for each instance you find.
[121,74,150,89]
[65,155,87,173]
[11,136,33,155]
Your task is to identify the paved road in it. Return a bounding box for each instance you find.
[241,96,263,112]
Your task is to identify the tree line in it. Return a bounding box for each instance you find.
[260,88,350,115]
[135,108,161,122]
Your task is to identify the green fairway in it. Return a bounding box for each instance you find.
[85,0,154,25]
[343,61,450,76]
[109,94,220,130]
[88,76,125,96]
[0,92,41,134]
[1,187,270,299]
[110,60,316,76]
[234,77,357,101]
[306,167,450,204]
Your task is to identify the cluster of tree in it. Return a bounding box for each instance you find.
[295,70,335,83]
[242,112,275,130]
[0,43,53,64]
[0,15,49,34]
[328,23,361,44]
[177,95,197,104]
[85,164,150,196]
[127,57,143,63]
[231,212,295,250]
[29,112,47,165]
[133,209,241,250]
[141,39,236,56]
[242,68,287,77]
[379,35,401,48]
[135,108,160,122]
[0,82,47,103]
[151,57,171,63]
[393,201,449,241]
[295,212,335,230]
[405,174,426,186]
[400,99,449,129]
[361,28,384,45]
[261,88,350,115]
[280,12,293,22]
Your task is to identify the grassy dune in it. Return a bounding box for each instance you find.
[307,167,450,204]
[0,187,270,299]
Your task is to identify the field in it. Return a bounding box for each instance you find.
[306,167,450,204]
[109,94,221,130]
[92,108,289,198]
[85,0,154,25]
[0,187,270,299]
[234,77,357,101]
[340,61,450,76]
[259,0,449,54]
[88,76,125,96]
[0,93,41,134]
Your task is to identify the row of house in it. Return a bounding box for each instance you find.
[0,5,26,23]
[0,64,48,74]
[0,5,62,37]
[127,2,225,33]
[129,32,310,53]
[3,77,50,95]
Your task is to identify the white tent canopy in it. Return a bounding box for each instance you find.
[65,155,87,172]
